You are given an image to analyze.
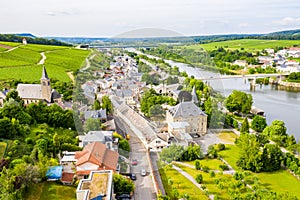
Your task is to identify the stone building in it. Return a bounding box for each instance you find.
[17,66,62,105]
[166,101,207,137]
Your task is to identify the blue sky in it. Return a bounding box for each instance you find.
[0,0,300,37]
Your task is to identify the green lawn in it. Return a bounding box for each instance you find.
[174,163,250,199]
[0,141,7,158]
[159,164,208,199]
[217,132,238,143]
[256,170,300,197]
[182,39,300,52]
[184,159,226,170]
[24,182,76,200]
[218,144,300,197]
[218,145,240,170]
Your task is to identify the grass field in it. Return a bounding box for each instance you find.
[184,159,225,170]
[218,144,300,197]
[217,131,238,143]
[24,182,76,200]
[159,164,208,199]
[0,141,7,158]
[0,41,90,82]
[175,163,246,199]
[0,41,22,47]
[182,39,300,52]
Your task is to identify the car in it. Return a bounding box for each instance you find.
[130,173,136,180]
[116,194,131,200]
[131,159,138,165]
[141,169,147,176]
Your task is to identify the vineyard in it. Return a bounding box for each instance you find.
[0,41,90,82]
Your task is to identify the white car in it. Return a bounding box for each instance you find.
[141,169,147,176]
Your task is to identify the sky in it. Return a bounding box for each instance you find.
[0,0,300,37]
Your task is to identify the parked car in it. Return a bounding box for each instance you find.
[130,173,136,180]
[141,169,147,176]
[116,193,131,200]
[131,159,138,165]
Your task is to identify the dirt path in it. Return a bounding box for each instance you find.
[38,52,46,65]
[67,72,75,83]
[81,54,96,71]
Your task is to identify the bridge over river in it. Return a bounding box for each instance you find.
[200,73,290,81]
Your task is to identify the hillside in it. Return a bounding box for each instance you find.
[0,41,90,82]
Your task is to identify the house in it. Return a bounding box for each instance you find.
[148,137,169,152]
[60,151,76,184]
[265,48,274,55]
[166,101,207,136]
[79,131,117,151]
[76,170,113,200]
[288,47,300,58]
[16,66,62,105]
[22,38,27,45]
[233,60,247,67]
[75,142,119,179]
[84,109,107,122]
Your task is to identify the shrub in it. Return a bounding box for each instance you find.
[195,174,203,184]
[202,166,210,173]
[210,171,216,178]
[219,164,229,171]
[195,159,201,170]
[216,143,225,151]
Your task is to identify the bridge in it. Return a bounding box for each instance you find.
[199,73,290,81]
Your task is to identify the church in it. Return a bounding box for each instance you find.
[17,66,62,105]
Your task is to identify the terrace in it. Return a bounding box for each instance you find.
[76,170,113,200]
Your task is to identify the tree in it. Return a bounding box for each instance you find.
[93,99,101,110]
[160,144,185,163]
[85,118,101,132]
[261,144,283,172]
[149,105,165,118]
[263,120,288,146]
[251,116,267,132]
[195,174,203,184]
[182,145,203,161]
[225,90,253,115]
[195,160,201,170]
[113,174,134,195]
[4,90,22,103]
[119,139,130,152]
[236,133,263,172]
[101,95,113,114]
[240,118,249,133]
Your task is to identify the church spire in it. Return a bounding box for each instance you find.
[41,65,49,80]
[191,86,199,104]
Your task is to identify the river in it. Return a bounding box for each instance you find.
[166,60,300,140]
[127,48,300,140]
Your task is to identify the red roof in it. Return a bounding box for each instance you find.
[61,172,74,183]
[75,142,119,171]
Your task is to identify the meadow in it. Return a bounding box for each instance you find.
[0,41,90,82]
[24,182,76,200]
[219,144,300,197]
[182,39,300,52]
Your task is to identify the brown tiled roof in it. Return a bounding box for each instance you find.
[75,142,118,171]
[61,172,74,183]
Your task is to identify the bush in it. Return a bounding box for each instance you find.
[216,143,225,151]
[202,166,210,173]
[219,164,229,171]
[210,171,216,178]
[195,174,203,184]
[25,137,33,144]
[195,159,201,170]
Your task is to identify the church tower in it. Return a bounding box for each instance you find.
[41,66,52,103]
[191,86,199,104]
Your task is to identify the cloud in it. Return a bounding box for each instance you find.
[46,9,80,17]
[273,17,300,26]
[238,23,249,28]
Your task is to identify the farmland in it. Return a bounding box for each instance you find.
[182,39,300,52]
[0,41,90,82]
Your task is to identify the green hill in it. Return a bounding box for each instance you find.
[0,41,90,82]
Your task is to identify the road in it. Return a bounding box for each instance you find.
[114,116,156,200]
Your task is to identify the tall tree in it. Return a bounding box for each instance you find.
[225,90,253,115]
[240,118,250,133]
[101,95,113,114]
[251,115,267,132]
